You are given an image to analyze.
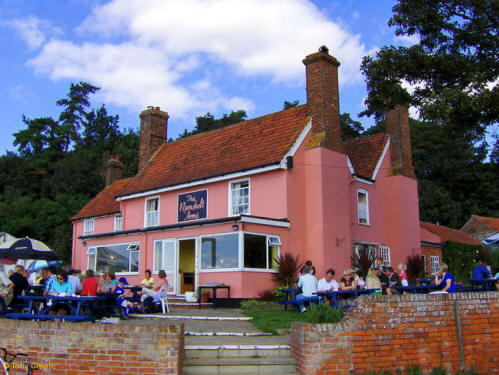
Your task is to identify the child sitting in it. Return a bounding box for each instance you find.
[116,277,133,316]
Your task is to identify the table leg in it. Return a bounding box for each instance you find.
[213,288,217,310]
[198,288,202,309]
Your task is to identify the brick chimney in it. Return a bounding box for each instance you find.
[303,46,344,153]
[105,156,124,186]
[139,107,169,172]
[385,105,416,179]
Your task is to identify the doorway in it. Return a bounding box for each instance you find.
[178,239,195,295]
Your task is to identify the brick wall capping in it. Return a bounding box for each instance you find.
[302,51,340,67]
[139,107,169,119]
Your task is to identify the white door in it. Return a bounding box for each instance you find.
[163,240,177,295]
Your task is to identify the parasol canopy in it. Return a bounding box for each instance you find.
[0,237,60,261]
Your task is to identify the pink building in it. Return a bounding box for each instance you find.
[71,47,421,298]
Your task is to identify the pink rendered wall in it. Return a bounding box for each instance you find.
[199,271,277,299]
[385,175,421,267]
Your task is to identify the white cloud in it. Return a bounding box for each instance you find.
[4,15,60,49]
[27,0,369,118]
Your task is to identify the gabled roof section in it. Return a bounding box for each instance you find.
[472,215,499,232]
[72,178,133,221]
[420,221,481,246]
[343,133,389,180]
[119,105,310,197]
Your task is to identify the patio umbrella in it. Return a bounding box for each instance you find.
[26,259,62,272]
[0,237,60,261]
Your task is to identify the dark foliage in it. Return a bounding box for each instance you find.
[406,253,425,282]
[178,110,247,139]
[257,289,275,301]
[272,252,301,287]
[351,247,375,278]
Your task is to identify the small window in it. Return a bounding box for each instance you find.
[84,219,94,235]
[114,215,122,232]
[230,180,250,215]
[145,197,159,227]
[378,246,390,267]
[87,247,96,270]
[268,237,281,246]
[357,190,369,225]
[430,256,440,275]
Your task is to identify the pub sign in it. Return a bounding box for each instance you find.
[178,189,207,222]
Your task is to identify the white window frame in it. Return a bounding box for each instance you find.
[357,189,369,225]
[114,214,122,232]
[378,246,390,267]
[92,241,140,275]
[228,178,250,216]
[144,196,160,227]
[353,244,377,259]
[83,219,94,235]
[243,231,280,272]
[87,247,96,270]
[430,256,440,275]
[199,232,241,272]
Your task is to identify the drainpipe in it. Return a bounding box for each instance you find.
[454,300,465,371]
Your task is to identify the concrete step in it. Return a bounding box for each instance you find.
[184,344,291,359]
[186,331,272,337]
[182,356,297,374]
[185,335,289,347]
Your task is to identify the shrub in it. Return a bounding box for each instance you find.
[258,288,275,301]
[240,299,261,310]
[406,253,425,283]
[272,252,301,287]
[351,247,375,277]
[304,301,345,324]
[442,242,494,283]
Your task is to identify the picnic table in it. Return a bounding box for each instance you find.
[317,289,379,308]
[392,284,441,294]
[469,279,497,291]
[4,295,105,322]
[198,284,230,310]
[276,288,302,311]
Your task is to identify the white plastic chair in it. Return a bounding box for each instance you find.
[158,295,169,314]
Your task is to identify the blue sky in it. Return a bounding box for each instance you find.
[0,0,414,155]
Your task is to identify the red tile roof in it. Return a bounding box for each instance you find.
[344,133,389,179]
[72,178,132,220]
[472,215,499,231]
[119,105,310,197]
[420,221,481,246]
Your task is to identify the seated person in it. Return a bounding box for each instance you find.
[35,269,48,286]
[105,272,119,293]
[43,266,58,296]
[433,263,457,293]
[68,269,82,294]
[376,266,389,290]
[385,267,402,295]
[139,269,155,289]
[141,270,168,304]
[47,270,74,316]
[116,277,133,316]
[472,260,491,280]
[317,269,339,292]
[365,269,382,294]
[339,269,357,291]
[299,260,316,278]
[81,269,99,296]
[296,267,318,313]
[9,265,29,304]
[99,272,109,293]
[0,270,14,311]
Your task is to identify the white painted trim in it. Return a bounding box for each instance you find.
[74,213,118,222]
[113,214,122,232]
[372,137,390,180]
[355,177,374,185]
[117,164,281,201]
[83,218,95,236]
[228,178,250,217]
[198,268,241,273]
[347,157,355,175]
[91,241,141,274]
[240,216,290,228]
[279,120,312,169]
[357,189,370,225]
[242,268,278,273]
[144,195,160,228]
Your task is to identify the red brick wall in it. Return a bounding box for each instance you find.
[421,244,443,276]
[291,292,498,374]
[0,320,183,374]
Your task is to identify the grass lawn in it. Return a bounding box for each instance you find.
[242,301,306,335]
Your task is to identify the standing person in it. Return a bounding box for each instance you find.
[398,264,408,286]
[43,266,57,295]
[339,270,357,291]
[317,269,339,292]
[385,267,402,295]
[296,267,318,313]
[9,265,29,304]
[67,269,82,294]
[472,260,491,280]
[0,270,14,309]
[434,263,457,293]
[81,269,99,296]
[141,270,168,303]
[139,269,155,289]
[35,268,49,286]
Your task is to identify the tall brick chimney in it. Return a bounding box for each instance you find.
[385,105,416,179]
[139,107,169,172]
[105,156,124,186]
[303,46,344,153]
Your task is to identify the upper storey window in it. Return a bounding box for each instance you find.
[357,189,369,225]
[230,179,250,215]
[83,219,94,235]
[145,197,159,227]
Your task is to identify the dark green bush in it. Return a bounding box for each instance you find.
[442,242,495,283]
[304,301,345,323]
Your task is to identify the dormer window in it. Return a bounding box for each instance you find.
[229,179,250,215]
[357,189,369,225]
[145,197,159,227]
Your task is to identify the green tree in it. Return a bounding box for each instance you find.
[178,110,247,139]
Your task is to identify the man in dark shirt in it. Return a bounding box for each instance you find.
[385,267,401,295]
[472,261,490,280]
[9,265,29,305]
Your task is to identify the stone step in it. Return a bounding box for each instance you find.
[184,344,291,359]
[185,335,289,347]
[182,356,297,375]
[186,331,272,337]
[129,314,251,321]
